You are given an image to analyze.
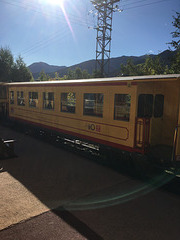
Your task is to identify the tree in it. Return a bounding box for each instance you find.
[120,59,141,76]
[0,47,14,82]
[38,70,49,81]
[75,67,83,79]
[119,59,145,76]
[119,56,166,76]
[169,12,180,50]
[82,69,90,79]
[119,13,180,76]
[92,69,102,78]
[54,72,61,79]
[0,47,33,82]
[169,50,180,73]
[12,55,34,82]
[142,56,165,75]
[63,68,91,80]
[67,69,75,80]
[168,12,180,73]
[142,56,155,75]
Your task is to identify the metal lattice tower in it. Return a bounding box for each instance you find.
[91,0,120,77]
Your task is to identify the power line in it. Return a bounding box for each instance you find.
[120,0,149,8]
[23,36,68,57]
[1,0,173,62]
[121,0,139,2]
[121,0,171,11]
[88,0,171,29]
[15,28,71,58]
[0,0,172,31]
[21,30,67,55]
[0,0,90,27]
[0,0,94,60]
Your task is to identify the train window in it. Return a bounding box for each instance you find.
[114,94,131,121]
[154,94,164,118]
[17,91,25,106]
[43,92,54,110]
[83,93,104,118]
[10,91,14,104]
[29,92,38,108]
[61,93,76,113]
[138,94,153,118]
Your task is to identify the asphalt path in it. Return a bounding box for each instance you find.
[0,124,180,239]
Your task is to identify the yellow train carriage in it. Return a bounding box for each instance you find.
[7,79,136,151]
[7,74,180,166]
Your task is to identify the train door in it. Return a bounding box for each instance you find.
[135,79,180,167]
[174,86,180,166]
[135,93,165,150]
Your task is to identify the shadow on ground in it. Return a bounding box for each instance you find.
[0,124,179,239]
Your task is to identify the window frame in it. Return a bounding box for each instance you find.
[83,93,104,118]
[10,91,14,105]
[29,92,38,108]
[137,94,153,118]
[17,91,25,106]
[43,92,54,110]
[154,94,164,118]
[61,92,76,114]
[114,94,131,122]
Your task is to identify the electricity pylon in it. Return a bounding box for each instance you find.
[91,0,121,77]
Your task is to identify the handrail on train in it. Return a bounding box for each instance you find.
[135,117,150,154]
[171,124,180,168]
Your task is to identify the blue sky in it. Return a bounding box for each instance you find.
[0,0,179,67]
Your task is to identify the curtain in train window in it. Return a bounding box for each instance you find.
[154,94,164,118]
[83,93,104,117]
[138,94,153,118]
[10,91,14,104]
[17,91,25,106]
[114,94,131,121]
[43,92,54,110]
[29,92,38,108]
[61,93,76,113]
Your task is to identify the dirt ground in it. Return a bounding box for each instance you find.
[1,124,180,240]
[0,124,126,230]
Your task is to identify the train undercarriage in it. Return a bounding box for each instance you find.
[2,116,180,180]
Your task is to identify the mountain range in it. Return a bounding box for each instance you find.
[28,50,176,79]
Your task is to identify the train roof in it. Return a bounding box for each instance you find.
[6,74,180,86]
